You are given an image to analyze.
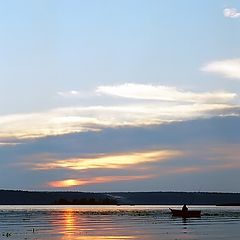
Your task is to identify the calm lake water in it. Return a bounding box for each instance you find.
[0,205,240,239]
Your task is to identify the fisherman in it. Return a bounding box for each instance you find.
[182,204,188,212]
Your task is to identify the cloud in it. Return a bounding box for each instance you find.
[57,90,93,98]
[0,110,99,139]
[223,8,240,18]
[0,102,237,140]
[0,105,238,141]
[45,143,240,188]
[202,58,240,80]
[57,90,80,97]
[27,149,183,171]
[0,142,21,147]
[96,83,236,103]
[0,84,238,141]
[48,175,153,188]
[1,116,240,191]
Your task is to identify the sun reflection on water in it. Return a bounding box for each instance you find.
[62,237,136,240]
[59,209,136,240]
[63,209,76,235]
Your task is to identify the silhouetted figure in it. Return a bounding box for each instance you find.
[182,204,188,212]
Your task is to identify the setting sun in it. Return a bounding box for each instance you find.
[49,179,83,188]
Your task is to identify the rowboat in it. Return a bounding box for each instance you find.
[169,208,201,217]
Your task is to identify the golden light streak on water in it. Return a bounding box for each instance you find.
[63,209,76,236]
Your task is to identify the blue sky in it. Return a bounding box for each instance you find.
[0,0,240,191]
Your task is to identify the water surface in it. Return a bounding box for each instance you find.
[0,205,240,239]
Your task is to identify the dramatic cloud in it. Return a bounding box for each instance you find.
[1,116,240,190]
[0,109,100,139]
[96,83,236,103]
[44,144,240,189]
[28,149,183,171]
[48,175,153,188]
[0,102,237,140]
[223,8,240,18]
[202,59,240,80]
[0,85,238,141]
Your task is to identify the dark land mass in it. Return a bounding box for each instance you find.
[0,190,240,205]
[53,197,118,205]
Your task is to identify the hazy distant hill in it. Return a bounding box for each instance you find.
[109,192,240,205]
[0,190,240,205]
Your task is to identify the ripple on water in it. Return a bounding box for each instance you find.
[0,206,240,240]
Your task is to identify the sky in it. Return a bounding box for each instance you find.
[0,0,240,192]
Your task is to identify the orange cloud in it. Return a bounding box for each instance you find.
[48,175,153,188]
[30,149,183,171]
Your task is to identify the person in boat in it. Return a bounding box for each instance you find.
[182,204,188,212]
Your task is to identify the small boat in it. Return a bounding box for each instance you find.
[169,208,201,218]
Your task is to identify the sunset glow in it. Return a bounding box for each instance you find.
[1,0,240,192]
[31,150,183,171]
[50,179,82,188]
[48,175,153,188]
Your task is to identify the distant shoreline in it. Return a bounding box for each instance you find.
[0,190,240,205]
